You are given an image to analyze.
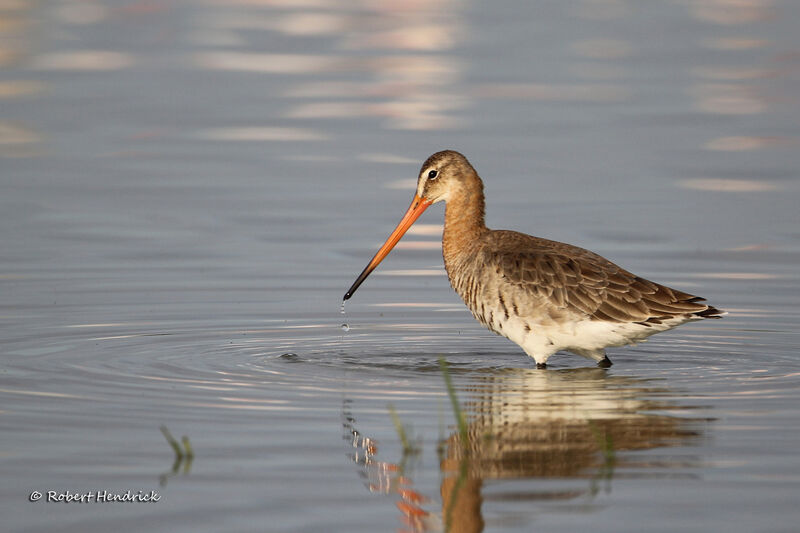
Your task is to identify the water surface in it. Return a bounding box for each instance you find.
[2,0,800,531]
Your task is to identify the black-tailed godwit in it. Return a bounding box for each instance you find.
[344,150,723,368]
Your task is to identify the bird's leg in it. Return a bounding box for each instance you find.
[536,362,547,369]
[597,355,613,368]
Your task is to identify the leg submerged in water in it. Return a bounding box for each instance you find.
[597,355,613,368]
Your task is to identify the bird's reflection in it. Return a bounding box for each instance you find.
[343,367,710,533]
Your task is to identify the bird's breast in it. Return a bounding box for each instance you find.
[447,255,513,335]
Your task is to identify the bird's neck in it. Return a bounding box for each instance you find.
[442,183,488,267]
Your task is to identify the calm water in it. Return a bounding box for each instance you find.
[2,1,800,531]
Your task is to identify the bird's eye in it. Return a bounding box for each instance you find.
[428,170,439,180]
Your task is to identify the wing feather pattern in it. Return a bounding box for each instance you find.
[475,231,722,324]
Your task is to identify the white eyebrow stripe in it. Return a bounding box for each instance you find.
[416,171,428,196]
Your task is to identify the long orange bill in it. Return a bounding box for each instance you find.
[344,194,432,300]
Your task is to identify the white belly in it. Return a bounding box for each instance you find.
[490,314,694,365]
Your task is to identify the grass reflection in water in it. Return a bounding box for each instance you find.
[344,363,710,532]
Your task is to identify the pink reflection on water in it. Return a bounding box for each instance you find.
[194,0,469,130]
[0,80,45,98]
[677,178,779,192]
[0,120,40,157]
[692,66,776,80]
[474,83,630,102]
[704,136,800,151]
[393,241,441,250]
[196,126,327,141]
[689,83,766,114]
[373,269,445,277]
[195,52,347,73]
[572,38,632,59]
[30,51,135,71]
[687,272,783,280]
[702,38,770,50]
[689,0,775,25]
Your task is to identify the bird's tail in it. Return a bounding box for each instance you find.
[687,297,725,319]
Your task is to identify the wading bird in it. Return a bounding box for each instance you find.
[344,151,722,368]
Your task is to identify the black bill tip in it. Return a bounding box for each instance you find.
[343,263,373,302]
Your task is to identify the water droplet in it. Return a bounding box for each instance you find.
[341,323,350,332]
[340,301,346,315]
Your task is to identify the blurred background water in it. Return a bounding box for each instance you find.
[1,0,799,531]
